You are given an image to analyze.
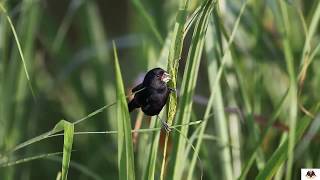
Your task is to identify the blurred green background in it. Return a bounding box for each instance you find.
[0,0,320,179]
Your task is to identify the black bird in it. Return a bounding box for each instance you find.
[128,68,173,131]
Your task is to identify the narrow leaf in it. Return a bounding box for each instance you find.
[113,41,135,180]
[61,122,74,180]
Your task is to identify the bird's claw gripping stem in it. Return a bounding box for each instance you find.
[169,88,176,93]
[159,117,171,133]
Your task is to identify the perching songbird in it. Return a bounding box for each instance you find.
[128,68,174,131]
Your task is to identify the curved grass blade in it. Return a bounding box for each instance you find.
[11,120,67,152]
[113,41,135,180]
[188,1,248,179]
[4,120,74,180]
[0,2,35,98]
[0,152,63,167]
[169,0,214,179]
[161,0,191,178]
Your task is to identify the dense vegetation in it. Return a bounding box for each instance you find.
[0,0,320,179]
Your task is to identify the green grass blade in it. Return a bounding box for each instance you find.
[203,26,234,180]
[239,88,290,180]
[300,1,320,66]
[4,119,74,180]
[47,156,104,180]
[188,1,248,179]
[143,117,160,180]
[298,1,320,87]
[132,0,163,45]
[166,0,190,127]
[11,120,67,152]
[169,0,214,179]
[0,152,63,167]
[256,115,313,180]
[0,2,35,98]
[52,0,84,52]
[278,2,298,180]
[113,41,135,180]
[61,121,74,180]
[161,0,191,178]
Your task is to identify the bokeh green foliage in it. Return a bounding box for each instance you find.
[0,0,320,179]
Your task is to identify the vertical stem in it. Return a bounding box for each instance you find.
[160,0,190,179]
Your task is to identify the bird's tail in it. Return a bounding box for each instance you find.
[128,100,139,112]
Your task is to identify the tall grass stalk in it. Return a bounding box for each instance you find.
[168,0,213,179]
[160,0,191,179]
[113,42,135,180]
[277,2,298,180]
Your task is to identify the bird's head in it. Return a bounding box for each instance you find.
[143,68,171,88]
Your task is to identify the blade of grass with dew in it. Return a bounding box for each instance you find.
[113,42,135,180]
[168,1,214,179]
[160,0,191,178]
[61,121,74,180]
[188,1,248,179]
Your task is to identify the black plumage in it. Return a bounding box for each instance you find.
[128,68,172,116]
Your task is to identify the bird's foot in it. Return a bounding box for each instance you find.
[160,120,171,133]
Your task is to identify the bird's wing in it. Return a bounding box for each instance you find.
[132,83,145,93]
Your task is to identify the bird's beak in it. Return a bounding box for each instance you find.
[161,72,171,83]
